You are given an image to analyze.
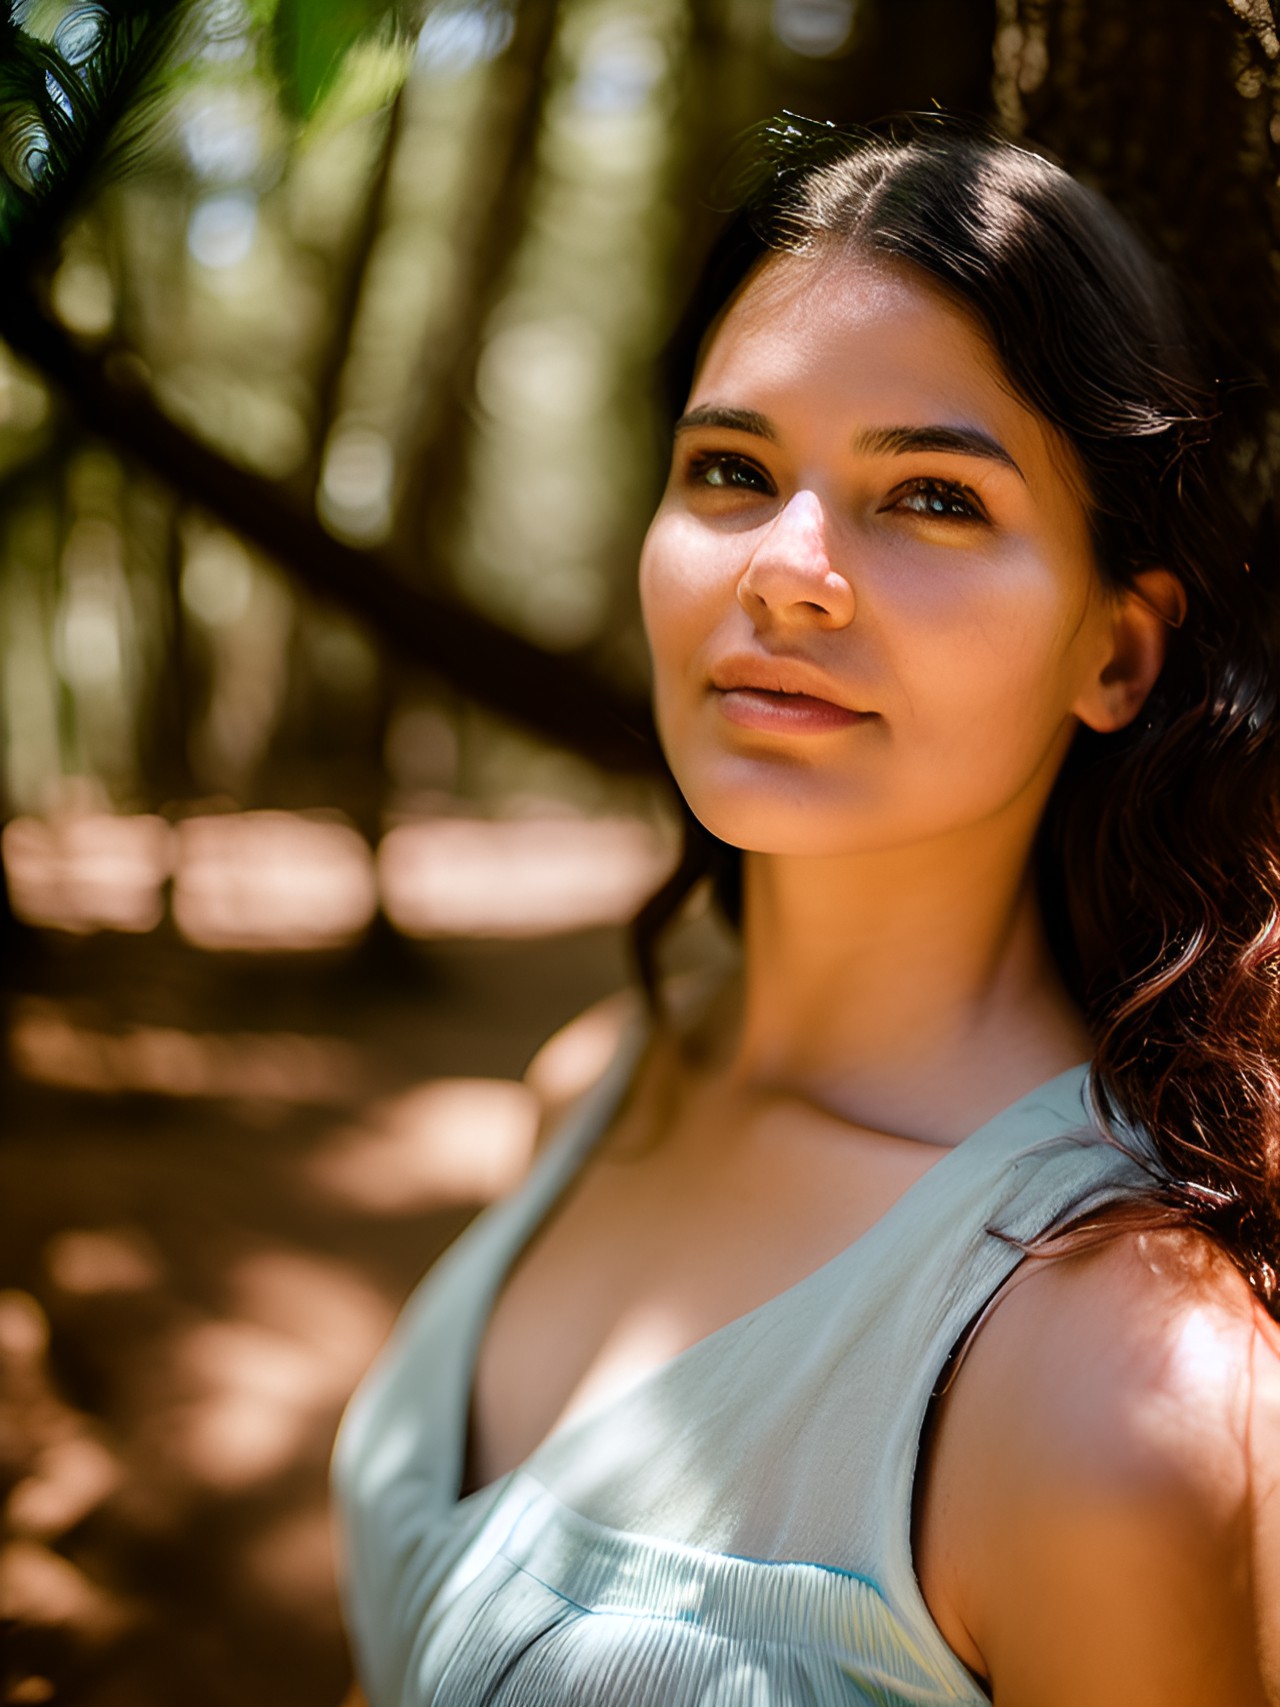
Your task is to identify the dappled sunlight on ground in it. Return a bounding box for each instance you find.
[173,813,379,951]
[7,1435,124,1542]
[379,814,669,937]
[159,1317,348,1492]
[523,986,637,1104]
[3,815,171,935]
[0,1291,149,1685]
[43,1228,167,1298]
[2,806,676,949]
[2,921,629,1705]
[307,1077,540,1211]
[242,1502,343,1623]
[3,1534,144,1648]
[11,996,364,1103]
[142,1249,397,1493]
[228,1248,394,1384]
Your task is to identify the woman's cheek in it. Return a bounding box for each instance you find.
[638,512,690,635]
[641,522,728,676]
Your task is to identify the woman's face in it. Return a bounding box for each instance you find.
[639,248,1124,858]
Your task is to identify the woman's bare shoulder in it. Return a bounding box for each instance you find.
[981,1226,1280,1469]
[929,1226,1280,1705]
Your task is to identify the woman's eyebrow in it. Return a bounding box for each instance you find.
[673,405,776,440]
[853,423,1025,481]
[673,408,1024,482]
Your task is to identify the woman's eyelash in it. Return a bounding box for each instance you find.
[889,477,987,522]
[683,451,773,492]
[681,455,987,522]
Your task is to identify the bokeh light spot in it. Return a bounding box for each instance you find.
[181,530,256,626]
[771,0,857,56]
[415,1,514,75]
[307,1076,539,1212]
[7,1435,123,1541]
[172,811,378,951]
[2,813,171,935]
[44,1227,166,1297]
[318,423,395,543]
[11,997,363,1103]
[378,815,669,937]
[187,192,258,269]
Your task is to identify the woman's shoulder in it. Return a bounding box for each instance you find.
[973,1226,1280,1545]
[927,1225,1280,1704]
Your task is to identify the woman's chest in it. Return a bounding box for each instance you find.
[466,1084,948,1492]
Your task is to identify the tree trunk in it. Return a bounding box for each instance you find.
[995,0,1280,509]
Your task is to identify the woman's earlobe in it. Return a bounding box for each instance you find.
[1077,568,1185,733]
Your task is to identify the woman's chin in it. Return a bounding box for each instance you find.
[683,795,890,859]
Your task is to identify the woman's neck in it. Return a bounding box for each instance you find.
[712,822,1094,1147]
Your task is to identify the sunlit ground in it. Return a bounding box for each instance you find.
[3,807,671,949]
[0,867,638,1706]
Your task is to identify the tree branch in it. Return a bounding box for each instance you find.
[0,289,659,775]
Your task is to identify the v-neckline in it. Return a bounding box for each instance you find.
[452,1014,1092,1508]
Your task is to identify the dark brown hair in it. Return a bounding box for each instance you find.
[633,114,1280,1316]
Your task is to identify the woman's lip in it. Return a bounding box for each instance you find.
[714,686,872,734]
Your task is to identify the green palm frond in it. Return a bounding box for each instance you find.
[271,0,386,119]
[0,0,197,260]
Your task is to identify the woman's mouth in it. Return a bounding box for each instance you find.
[714,686,872,734]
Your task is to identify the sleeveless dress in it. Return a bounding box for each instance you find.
[331,1010,1155,1706]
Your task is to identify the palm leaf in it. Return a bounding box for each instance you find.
[270,0,404,121]
[0,0,197,262]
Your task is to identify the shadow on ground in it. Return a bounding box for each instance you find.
[1,917,631,1707]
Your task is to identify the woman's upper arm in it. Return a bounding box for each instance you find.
[987,1413,1278,1706]
[936,1229,1280,1707]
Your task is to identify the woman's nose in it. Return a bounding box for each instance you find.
[736,490,855,629]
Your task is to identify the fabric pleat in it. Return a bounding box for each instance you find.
[408,1474,964,1706]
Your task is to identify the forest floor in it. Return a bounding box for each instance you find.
[1,916,632,1707]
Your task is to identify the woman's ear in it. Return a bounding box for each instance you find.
[1074,568,1186,734]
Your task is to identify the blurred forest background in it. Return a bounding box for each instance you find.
[2,0,1278,1702]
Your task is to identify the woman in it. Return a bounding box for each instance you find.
[333,116,1280,1704]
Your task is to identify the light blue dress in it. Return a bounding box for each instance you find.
[332,1012,1153,1705]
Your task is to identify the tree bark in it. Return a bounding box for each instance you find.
[994,0,1280,508]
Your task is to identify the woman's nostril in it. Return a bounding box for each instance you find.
[736,543,855,627]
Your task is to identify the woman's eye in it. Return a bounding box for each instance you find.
[889,478,986,523]
[685,452,773,494]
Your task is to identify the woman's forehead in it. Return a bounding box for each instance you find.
[692,248,1090,502]
[698,250,1008,403]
